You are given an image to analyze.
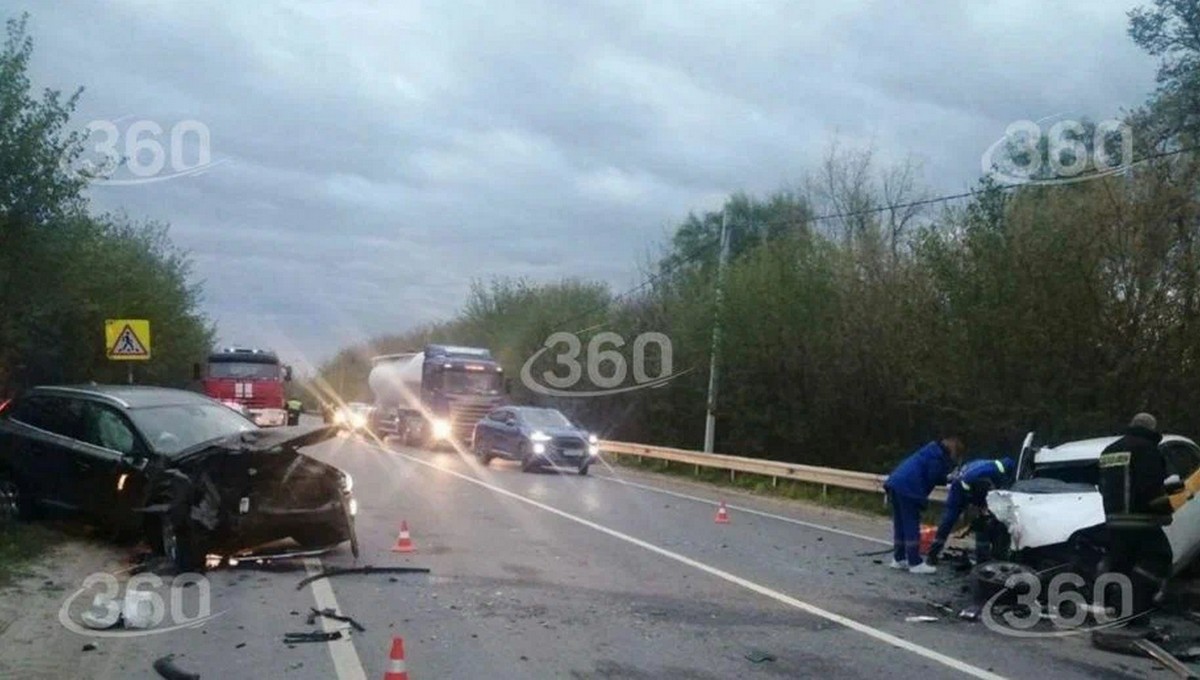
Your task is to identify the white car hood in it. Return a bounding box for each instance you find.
[987,489,1106,550]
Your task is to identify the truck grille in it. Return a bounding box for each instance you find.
[553,436,586,450]
[450,403,493,435]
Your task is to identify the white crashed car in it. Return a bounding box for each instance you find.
[987,433,1200,575]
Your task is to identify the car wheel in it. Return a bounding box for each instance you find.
[473,436,491,466]
[577,463,590,476]
[0,475,27,524]
[160,515,204,572]
[519,443,537,473]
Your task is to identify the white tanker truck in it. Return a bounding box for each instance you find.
[367,344,508,447]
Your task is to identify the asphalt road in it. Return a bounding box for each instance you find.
[1,425,1172,679]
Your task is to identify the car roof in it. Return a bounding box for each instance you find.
[1035,434,1195,465]
[23,384,215,410]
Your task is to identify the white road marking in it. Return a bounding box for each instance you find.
[594,472,891,545]
[304,558,367,680]
[383,446,1006,680]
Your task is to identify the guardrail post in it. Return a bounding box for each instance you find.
[772,476,778,488]
[729,469,735,483]
[694,464,700,476]
[821,484,828,499]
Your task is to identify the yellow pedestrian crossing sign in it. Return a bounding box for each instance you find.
[105,319,151,361]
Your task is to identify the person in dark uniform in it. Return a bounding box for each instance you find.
[286,398,303,426]
[1096,413,1184,623]
[925,456,1015,565]
[883,436,966,574]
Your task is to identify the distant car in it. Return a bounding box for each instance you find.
[0,385,358,570]
[471,406,600,475]
[987,432,1200,576]
[334,402,374,433]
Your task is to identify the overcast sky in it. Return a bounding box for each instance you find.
[9,0,1159,370]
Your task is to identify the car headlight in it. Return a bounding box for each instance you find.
[589,444,600,456]
[348,498,358,516]
[340,472,353,494]
[350,413,366,428]
[588,433,598,444]
[530,431,552,442]
[532,442,546,454]
[333,410,346,424]
[431,419,452,439]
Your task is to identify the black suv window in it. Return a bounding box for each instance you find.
[1163,441,1200,480]
[9,395,84,439]
[79,402,137,455]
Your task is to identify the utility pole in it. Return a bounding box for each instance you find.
[703,207,731,454]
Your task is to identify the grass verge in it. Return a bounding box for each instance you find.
[0,523,62,587]
[608,454,946,524]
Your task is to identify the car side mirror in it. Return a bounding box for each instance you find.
[192,362,202,381]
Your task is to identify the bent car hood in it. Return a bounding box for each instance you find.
[987,488,1106,550]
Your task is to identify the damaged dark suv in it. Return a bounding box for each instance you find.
[0,385,358,570]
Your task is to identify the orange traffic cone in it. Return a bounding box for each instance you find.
[714,501,730,524]
[383,636,409,680]
[392,520,416,553]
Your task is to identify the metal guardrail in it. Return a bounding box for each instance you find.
[599,440,948,503]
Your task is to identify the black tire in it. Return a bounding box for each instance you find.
[577,463,590,476]
[473,435,491,466]
[159,514,205,573]
[519,443,538,473]
[0,473,30,524]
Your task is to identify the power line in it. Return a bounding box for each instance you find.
[547,142,1200,333]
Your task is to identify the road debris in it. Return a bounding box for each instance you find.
[81,642,98,652]
[307,607,366,632]
[284,630,343,643]
[1134,639,1200,679]
[744,649,776,663]
[904,616,939,623]
[153,655,201,680]
[924,599,955,616]
[958,604,981,621]
[296,565,431,590]
[856,548,894,557]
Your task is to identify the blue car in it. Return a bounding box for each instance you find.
[472,406,600,475]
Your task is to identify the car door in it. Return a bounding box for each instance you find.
[4,395,87,512]
[1161,439,1200,568]
[76,400,148,529]
[475,409,501,453]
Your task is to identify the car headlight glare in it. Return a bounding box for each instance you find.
[532,442,546,455]
[348,498,358,517]
[333,411,346,424]
[350,413,366,428]
[589,444,600,456]
[432,419,452,439]
[588,434,598,444]
[530,431,552,442]
[340,473,353,494]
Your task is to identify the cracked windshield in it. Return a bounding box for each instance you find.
[2,1,1200,678]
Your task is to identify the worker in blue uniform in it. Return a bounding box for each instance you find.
[884,436,965,574]
[925,457,1016,565]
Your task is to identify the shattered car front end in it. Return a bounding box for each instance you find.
[142,424,359,569]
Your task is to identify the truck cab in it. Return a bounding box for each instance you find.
[194,347,293,428]
[368,344,508,447]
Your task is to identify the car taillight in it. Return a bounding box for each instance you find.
[0,398,11,415]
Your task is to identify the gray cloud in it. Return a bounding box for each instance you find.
[9,0,1158,365]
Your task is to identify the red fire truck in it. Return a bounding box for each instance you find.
[194,347,293,427]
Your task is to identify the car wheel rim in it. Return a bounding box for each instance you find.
[0,481,19,522]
